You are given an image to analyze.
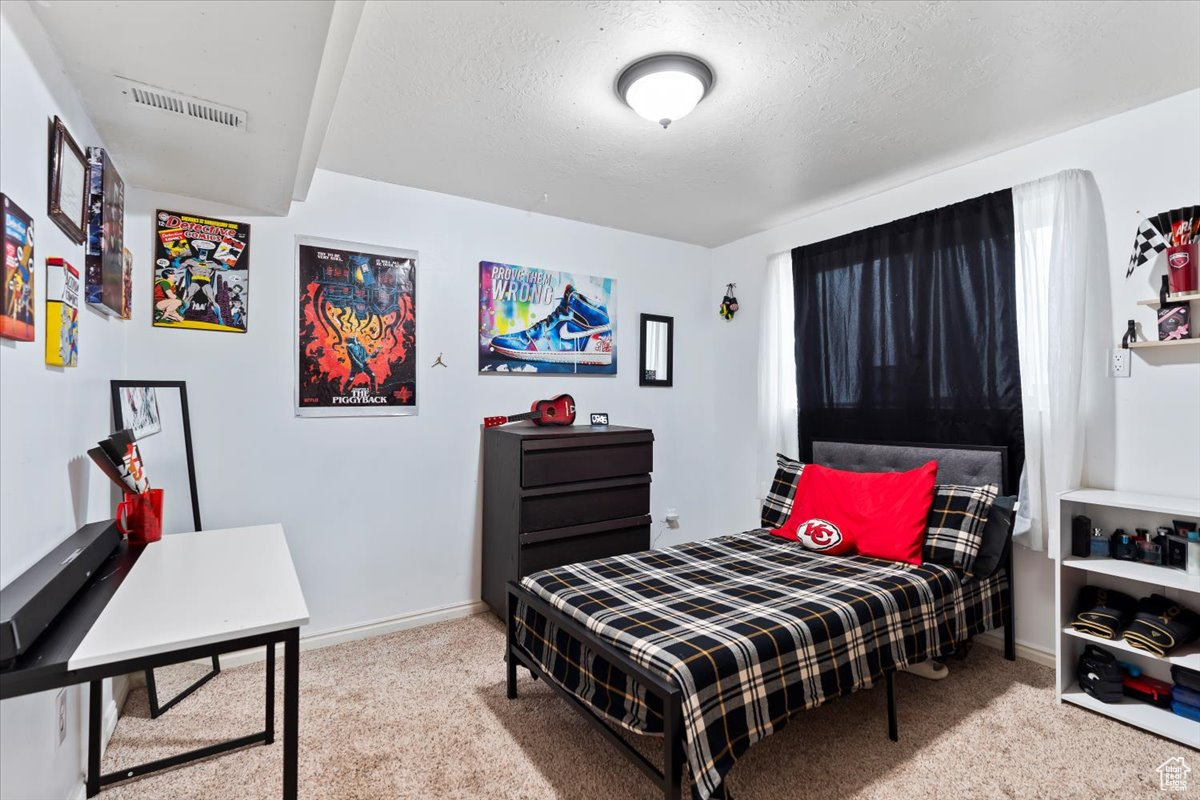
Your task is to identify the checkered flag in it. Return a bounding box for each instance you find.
[1126,217,1167,277]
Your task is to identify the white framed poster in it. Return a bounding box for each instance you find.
[295,235,417,417]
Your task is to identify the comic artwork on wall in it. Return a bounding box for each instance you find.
[0,194,34,341]
[478,261,616,374]
[45,257,79,367]
[85,147,125,317]
[152,209,249,333]
[295,236,417,417]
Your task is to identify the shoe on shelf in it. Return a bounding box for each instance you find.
[489,284,613,365]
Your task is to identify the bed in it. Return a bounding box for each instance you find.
[503,441,1016,800]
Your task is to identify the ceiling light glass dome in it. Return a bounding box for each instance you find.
[616,54,714,129]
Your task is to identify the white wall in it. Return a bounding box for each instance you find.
[0,3,127,799]
[707,90,1200,655]
[121,171,716,637]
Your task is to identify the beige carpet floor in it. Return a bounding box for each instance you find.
[96,614,1194,800]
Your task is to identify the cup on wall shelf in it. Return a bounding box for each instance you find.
[1166,243,1198,295]
[116,488,164,544]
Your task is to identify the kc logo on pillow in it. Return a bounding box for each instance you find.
[793,519,844,552]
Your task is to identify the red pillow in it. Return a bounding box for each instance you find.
[771,461,938,565]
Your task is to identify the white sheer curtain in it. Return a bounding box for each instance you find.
[1011,169,1108,552]
[757,252,798,496]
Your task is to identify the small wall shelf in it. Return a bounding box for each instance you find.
[1127,338,1200,350]
[1056,488,1200,748]
[1137,291,1200,308]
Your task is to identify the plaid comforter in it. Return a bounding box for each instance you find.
[515,529,1007,800]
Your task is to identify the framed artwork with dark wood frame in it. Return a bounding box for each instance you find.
[639,313,674,387]
[48,116,88,244]
[110,379,218,717]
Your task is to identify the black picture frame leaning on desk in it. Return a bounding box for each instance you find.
[110,379,217,717]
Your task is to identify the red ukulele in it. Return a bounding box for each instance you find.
[483,394,576,428]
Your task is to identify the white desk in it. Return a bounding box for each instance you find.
[72,525,308,669]
[0,523,308,799]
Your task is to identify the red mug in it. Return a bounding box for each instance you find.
[1166,243,1198,295]
[116,489,164,543]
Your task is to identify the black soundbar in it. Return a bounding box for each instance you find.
[0,521,121,668]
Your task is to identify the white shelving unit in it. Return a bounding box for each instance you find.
[1055,488,1200,748]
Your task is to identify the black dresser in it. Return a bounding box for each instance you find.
[481,424,654,618]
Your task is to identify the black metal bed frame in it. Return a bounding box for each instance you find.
[504,540,1015,800]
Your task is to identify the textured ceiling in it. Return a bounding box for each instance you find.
[31,0,338,215]
[320,0,1200,246]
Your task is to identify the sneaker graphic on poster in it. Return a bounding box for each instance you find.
[489,284,613,365]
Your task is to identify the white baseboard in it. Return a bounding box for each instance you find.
[68,697,122,800]
[209,599,489,669]
[975,631,1055,669]
[101,700,119,756]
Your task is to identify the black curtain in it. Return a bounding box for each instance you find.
[791,189,1024,491]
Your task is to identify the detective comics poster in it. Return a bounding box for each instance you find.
[295,236,417,417]
[152,209,249,333]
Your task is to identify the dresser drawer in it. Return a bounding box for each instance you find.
[519,516,651,575]
[521,476,650,532]
[520,433,653,488]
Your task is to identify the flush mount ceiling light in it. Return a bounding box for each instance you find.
[616,54,714,129]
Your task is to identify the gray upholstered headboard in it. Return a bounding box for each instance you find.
[811,440,1007,492]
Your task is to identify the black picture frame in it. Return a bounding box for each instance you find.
[109,379,217,717]
[48,116,88,244]
[109,379,202,531]
[639,313,674,387]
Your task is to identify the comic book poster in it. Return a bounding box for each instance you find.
[152,209,249,333]
[478,261,616,374]
[295,236,417,416]
[85,147,125,317]
[117,386,161,439]
[45,258,79,367]
[1,194,34,341]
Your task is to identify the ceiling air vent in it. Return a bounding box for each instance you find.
[116,76,247,132]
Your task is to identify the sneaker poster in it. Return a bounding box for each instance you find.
[479,261,616,374]
[295,236,417,416]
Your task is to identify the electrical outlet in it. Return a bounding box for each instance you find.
[55,689,67,747]
[1109,348,1130,378]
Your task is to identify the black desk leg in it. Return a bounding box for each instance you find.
[283,628,300,800]
[87,680,102,797]
[265,643,276,745]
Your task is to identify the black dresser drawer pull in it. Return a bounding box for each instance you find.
[520,515,652,546]
[521,474,650,498]
[521,432,653,452]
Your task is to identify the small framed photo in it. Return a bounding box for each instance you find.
[48,116,88,244]
[1173,519,1198,538]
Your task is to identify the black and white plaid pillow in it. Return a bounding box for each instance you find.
[923,484,999,573]
[761,453,805,528]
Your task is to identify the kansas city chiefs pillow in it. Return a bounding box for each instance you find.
[789,517,853,555]
[770,461,937,565]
